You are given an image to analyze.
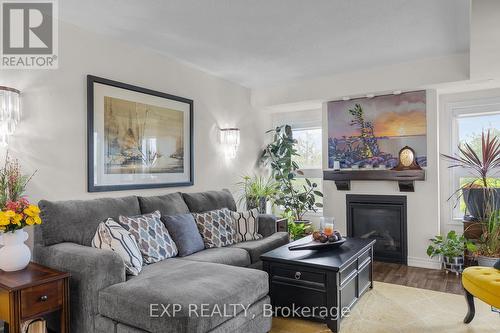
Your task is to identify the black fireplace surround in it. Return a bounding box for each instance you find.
[346,195,407,265]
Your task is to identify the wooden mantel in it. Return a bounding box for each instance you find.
[323,169,426,192]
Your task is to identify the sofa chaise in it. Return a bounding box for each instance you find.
[34,190,289,333]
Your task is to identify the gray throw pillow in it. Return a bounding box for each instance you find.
[162,213,204,257]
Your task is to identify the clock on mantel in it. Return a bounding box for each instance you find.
[392,146,422,171]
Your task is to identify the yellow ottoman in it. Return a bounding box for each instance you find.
[462,266,500,323]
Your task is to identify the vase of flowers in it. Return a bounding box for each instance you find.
[0,156,40,272]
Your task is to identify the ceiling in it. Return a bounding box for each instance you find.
[60,0,470,88]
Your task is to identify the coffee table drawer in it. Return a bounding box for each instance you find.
[21,280,63,319]
[272,265,325,285]
[271,281,327,313]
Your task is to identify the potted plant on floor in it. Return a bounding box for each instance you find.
[235,174,278,213]
[426,230,476,274]
[260,125,323,227]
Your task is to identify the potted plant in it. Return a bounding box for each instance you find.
[281,210,310,241]
[427,230,476,274]
[260,125,323,223]
[236,175,278,213]
[473,210,500,267]
[442,130,500,222]
[0,156,41,272]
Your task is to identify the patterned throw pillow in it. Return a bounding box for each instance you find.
[231,208,262,242]
[118,211,178,264]
[193,208,237,248]
[91,218,143,276]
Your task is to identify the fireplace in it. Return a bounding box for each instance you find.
[346,195,407,264]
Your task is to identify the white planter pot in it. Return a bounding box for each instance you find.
[0,229,31,271]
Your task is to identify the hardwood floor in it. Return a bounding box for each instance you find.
[373,261,464,295]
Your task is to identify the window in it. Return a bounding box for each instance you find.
[451,109,500,218]
[293,128,322,169]
[292,127,323,209]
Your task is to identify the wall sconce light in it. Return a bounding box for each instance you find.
[0,86,21,146]
[220,128,240,159]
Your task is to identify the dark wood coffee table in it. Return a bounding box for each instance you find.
[261,236,375,333]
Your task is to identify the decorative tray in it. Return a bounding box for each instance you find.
[288,237,346,251]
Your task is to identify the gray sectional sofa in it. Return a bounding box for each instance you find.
[34,190,289,333]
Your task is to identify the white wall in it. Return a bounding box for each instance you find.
[0,22,267,246]
[252,54,468,108]
[470,0,500,80]
[321,90,441,269]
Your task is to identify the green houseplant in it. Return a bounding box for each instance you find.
[260,125,323,222]
[236,175,278,213]
[426,230,476,274]
[474,210,500,266]
[281,210,310,241]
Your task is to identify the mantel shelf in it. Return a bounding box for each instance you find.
[323,169,426,192]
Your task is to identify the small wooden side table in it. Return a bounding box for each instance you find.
[0,263,70,333]
[276,218,288,233]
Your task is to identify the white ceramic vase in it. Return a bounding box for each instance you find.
[0,229,31,271]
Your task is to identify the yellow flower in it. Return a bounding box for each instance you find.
[24,205,40,217]
[4,210,16,218]
[34,216,42,224]
[0,212,9,226]
[13,213,23,225]
[26,217,35,225]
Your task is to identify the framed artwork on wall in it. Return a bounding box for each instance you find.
[327,90,427,169]
[87,75,194,192]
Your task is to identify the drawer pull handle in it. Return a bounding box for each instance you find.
[295,272,301,280]
[39,295,48,302]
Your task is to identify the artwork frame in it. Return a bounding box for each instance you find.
[327,90,427,169]
[87,75,194,192]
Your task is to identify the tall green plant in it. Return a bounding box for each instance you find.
[261,125,323,221]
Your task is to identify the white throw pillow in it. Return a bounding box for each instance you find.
[91,218,143,275]
[231,208,262,242]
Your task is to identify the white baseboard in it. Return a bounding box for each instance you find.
[407,256,442,270]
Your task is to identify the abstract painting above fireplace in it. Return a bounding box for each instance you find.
[346,194,407,264]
